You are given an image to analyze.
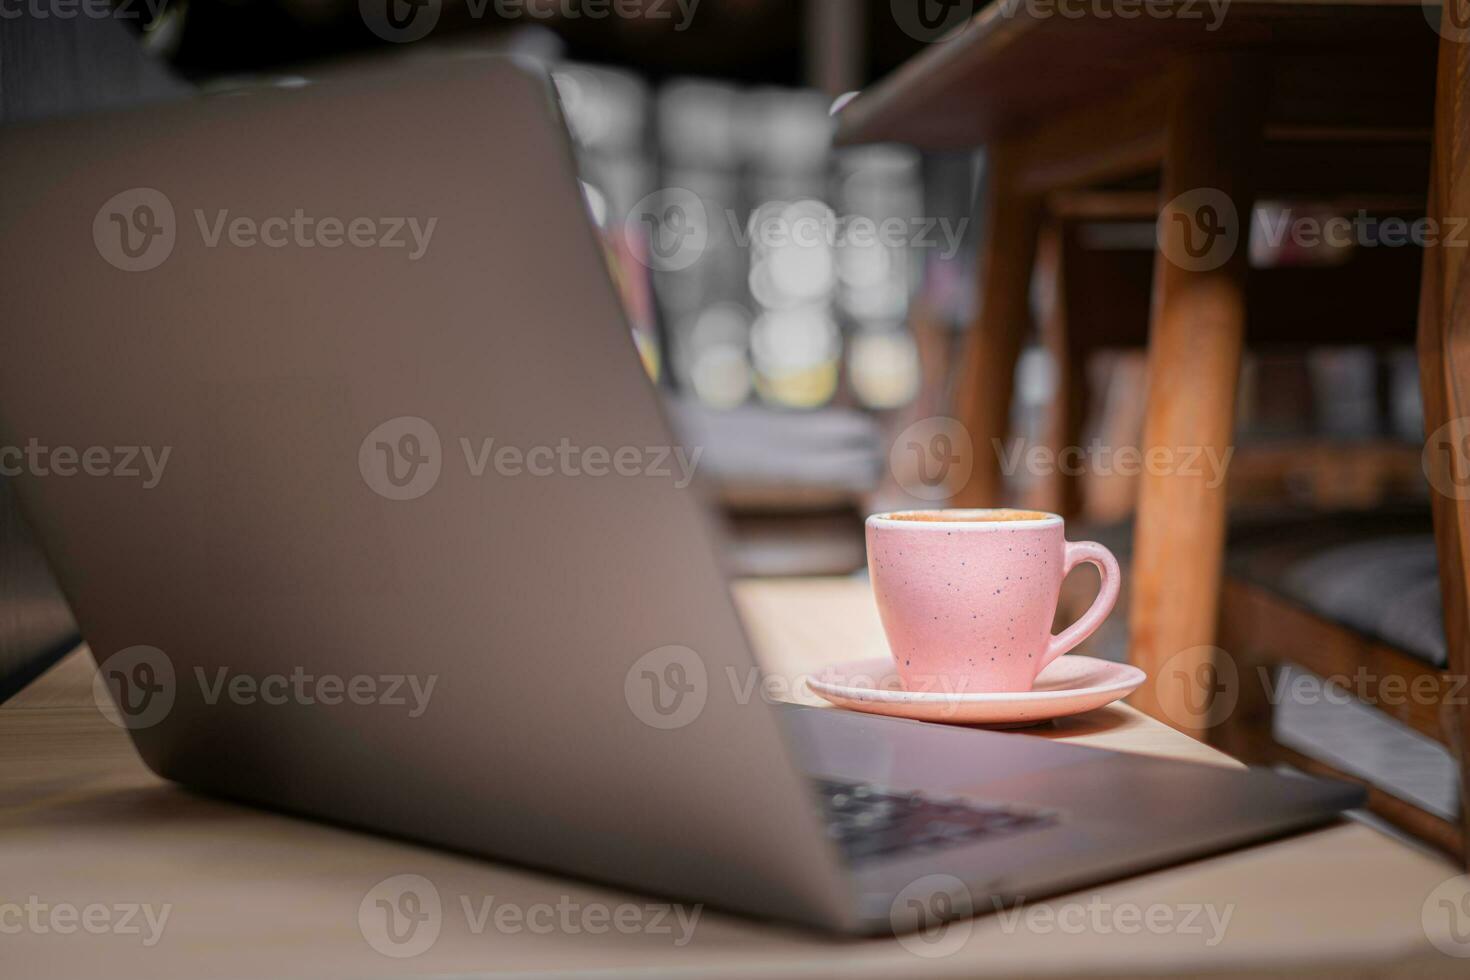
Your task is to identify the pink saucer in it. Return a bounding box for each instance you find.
[806,655,1145,727]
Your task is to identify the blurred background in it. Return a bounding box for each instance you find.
[1,0,1429,581]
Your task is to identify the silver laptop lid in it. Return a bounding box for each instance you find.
[0,57,852,929]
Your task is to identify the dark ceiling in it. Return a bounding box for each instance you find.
[138,0,934,86]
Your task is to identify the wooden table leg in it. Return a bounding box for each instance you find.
[953,143,1042,508]
[1418,31,1470,868]
[1127,61,1264,735]
[1031,221,1087,519]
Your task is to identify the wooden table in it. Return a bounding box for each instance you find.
[836,1,1454,739]
[2,578,1464,977]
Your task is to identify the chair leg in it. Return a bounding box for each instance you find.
[1211,582,1279,761]
[1127,58,1264,737]
[952,143,1042,509]
[1418,31,1470,869]
[1029,221,1087,519]
[1085,351,1148,525]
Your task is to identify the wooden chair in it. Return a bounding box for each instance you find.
[1209,33,1470,866]
[1022,192,1426,522]
[835,5,1469,861]
[1214,510,1460,859]
[1418,32,1470,865]
[1004,98,1467,867]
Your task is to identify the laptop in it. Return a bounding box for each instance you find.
[0,56,1361,935]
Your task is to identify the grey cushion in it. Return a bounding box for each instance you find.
[1226,509,1446,667]
[1278,536,1445,667]
[1077,509,1449,667]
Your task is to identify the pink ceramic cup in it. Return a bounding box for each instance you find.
[866,509,1121,694]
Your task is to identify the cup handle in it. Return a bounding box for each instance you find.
[1040,541,1122,670]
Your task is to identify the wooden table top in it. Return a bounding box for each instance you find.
[2,577,1464,977]
[836,1,1438,149]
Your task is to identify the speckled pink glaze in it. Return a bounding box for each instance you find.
[866,509,1121,694]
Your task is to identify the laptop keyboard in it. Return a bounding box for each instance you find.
[811,778,1058,864]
